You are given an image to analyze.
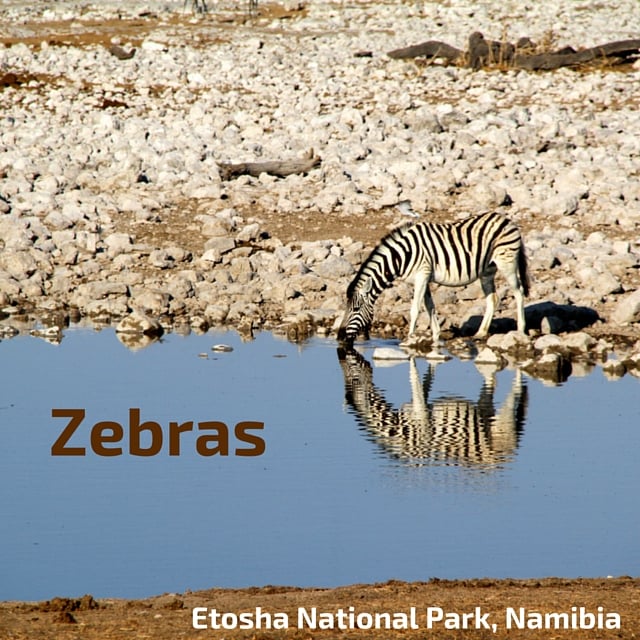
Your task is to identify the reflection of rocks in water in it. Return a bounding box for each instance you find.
[338,347,527,469]
[522,351,572,385]
[116,331,161,351]
[29,326,63,345]
[1,308,70,345]
[116,311,164,337]
[115,311,164,349]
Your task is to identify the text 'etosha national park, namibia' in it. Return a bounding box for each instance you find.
[192,605,621,632]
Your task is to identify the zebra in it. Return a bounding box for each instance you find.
[337,347,527,468]
[184,0,208,13]
[337,210,529,345]
[184,1,257,16]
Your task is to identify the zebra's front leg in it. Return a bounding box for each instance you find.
[408,271,428,337]
[403,271,429,344]
[424,286,441,345]
[476,274,497,338]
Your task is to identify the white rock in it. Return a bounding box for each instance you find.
[534,334,563,352]
[201,238,236,263]
[312,255,356,280]
[562,331,596,352]
[103,233,133,257]
[611,290,640,325]
[141,40,167,52]
[116,310,163,335]
[0,250,38,280]
[236,223,261,242]
[211,344,234,352]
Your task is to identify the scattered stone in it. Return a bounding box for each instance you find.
[103,233,133,258]
[115,310,163,336]
[496,331,531,354]
[141,39,167,52]
[212,344,234,352]
[236,222,261,242]
[534,334,563,352]
[204,304,229,324]
[201,238,236,263]
[611,290,640,325]
[51,610,76,624]
[562,331,597,353]
[149,249,175,269]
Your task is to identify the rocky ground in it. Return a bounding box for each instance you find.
[2,1,640,382]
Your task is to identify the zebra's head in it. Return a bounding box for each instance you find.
[337,277,375,343]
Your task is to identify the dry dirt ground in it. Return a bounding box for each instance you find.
[2,578,640,640]
[2,8,639,638]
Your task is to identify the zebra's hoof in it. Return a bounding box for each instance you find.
[400,335,419,348]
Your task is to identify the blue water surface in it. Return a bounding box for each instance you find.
[0,328,638,600]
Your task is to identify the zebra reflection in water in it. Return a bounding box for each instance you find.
[338,348,527,469]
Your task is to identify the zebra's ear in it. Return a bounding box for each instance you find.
[361,278,373,294]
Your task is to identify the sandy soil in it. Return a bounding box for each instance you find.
[1,578,639,639]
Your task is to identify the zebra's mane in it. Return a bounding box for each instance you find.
[346,222,416,300]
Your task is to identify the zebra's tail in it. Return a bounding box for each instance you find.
[518,242,530,297]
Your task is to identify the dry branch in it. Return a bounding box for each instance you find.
[515,38,640,70]
[218,149,321,181]
[388,40,463,63]
[387,32,640,71]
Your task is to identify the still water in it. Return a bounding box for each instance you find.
[0,328,638,600]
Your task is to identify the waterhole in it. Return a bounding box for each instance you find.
[1,328,638,600]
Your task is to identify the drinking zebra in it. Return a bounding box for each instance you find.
[184,0,257,15]
[337,211,529,344]
[185,0,208,12]
[338,347,527,468]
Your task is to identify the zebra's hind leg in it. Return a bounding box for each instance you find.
[476,273,497,338]
[495,254,527,334]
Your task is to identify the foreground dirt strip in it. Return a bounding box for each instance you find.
[1,577,638,639]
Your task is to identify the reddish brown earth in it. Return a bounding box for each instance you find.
[2,578,639,639]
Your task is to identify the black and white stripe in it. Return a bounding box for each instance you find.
[337,211,529,343]
[338,347,527,468]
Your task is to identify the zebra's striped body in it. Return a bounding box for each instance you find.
[337,211,529,344]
